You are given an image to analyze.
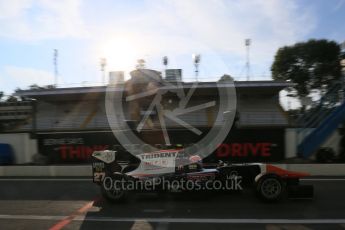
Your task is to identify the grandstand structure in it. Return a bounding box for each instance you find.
[0,69,293,163]
[0,101,34,131]
[10,81,291,132]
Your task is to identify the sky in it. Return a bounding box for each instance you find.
[0,0,345,95]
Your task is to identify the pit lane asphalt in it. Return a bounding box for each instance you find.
[0,177,344,230]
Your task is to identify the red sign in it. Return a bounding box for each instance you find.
[216,143,272,158]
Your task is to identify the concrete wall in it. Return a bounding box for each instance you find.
[0,164,344,176]
[0,165,91,177]
[322,130,341,154]
[0,133,37,164]
[285,128,298,158]
[285,128,341,158]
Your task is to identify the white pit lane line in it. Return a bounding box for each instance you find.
[0,215,345,224]
[301,178,345,181]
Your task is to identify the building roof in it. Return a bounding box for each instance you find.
[14,80,294,101]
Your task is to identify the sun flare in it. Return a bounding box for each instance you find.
[99,37,141,74]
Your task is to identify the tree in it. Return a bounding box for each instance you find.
[218,74,233,82]
[29,84,43,90]
[6,96,18,102]
[271,39,342,97]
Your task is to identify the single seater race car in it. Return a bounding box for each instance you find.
[91,149,313,202]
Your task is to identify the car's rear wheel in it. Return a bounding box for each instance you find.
[256,174,285,202]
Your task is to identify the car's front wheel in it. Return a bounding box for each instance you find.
[256,174,285,202]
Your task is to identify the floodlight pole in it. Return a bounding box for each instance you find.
[163,56,168,78]
[100,58,107,85]
[245,39,251,81]
[54,49,58,87]
[193,54,201,82]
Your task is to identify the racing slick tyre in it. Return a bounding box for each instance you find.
[101,175,128,203]
[256,174,285,202]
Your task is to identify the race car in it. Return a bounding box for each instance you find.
[91,149,313,203]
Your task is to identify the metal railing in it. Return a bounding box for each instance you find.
[296,82,345,158]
